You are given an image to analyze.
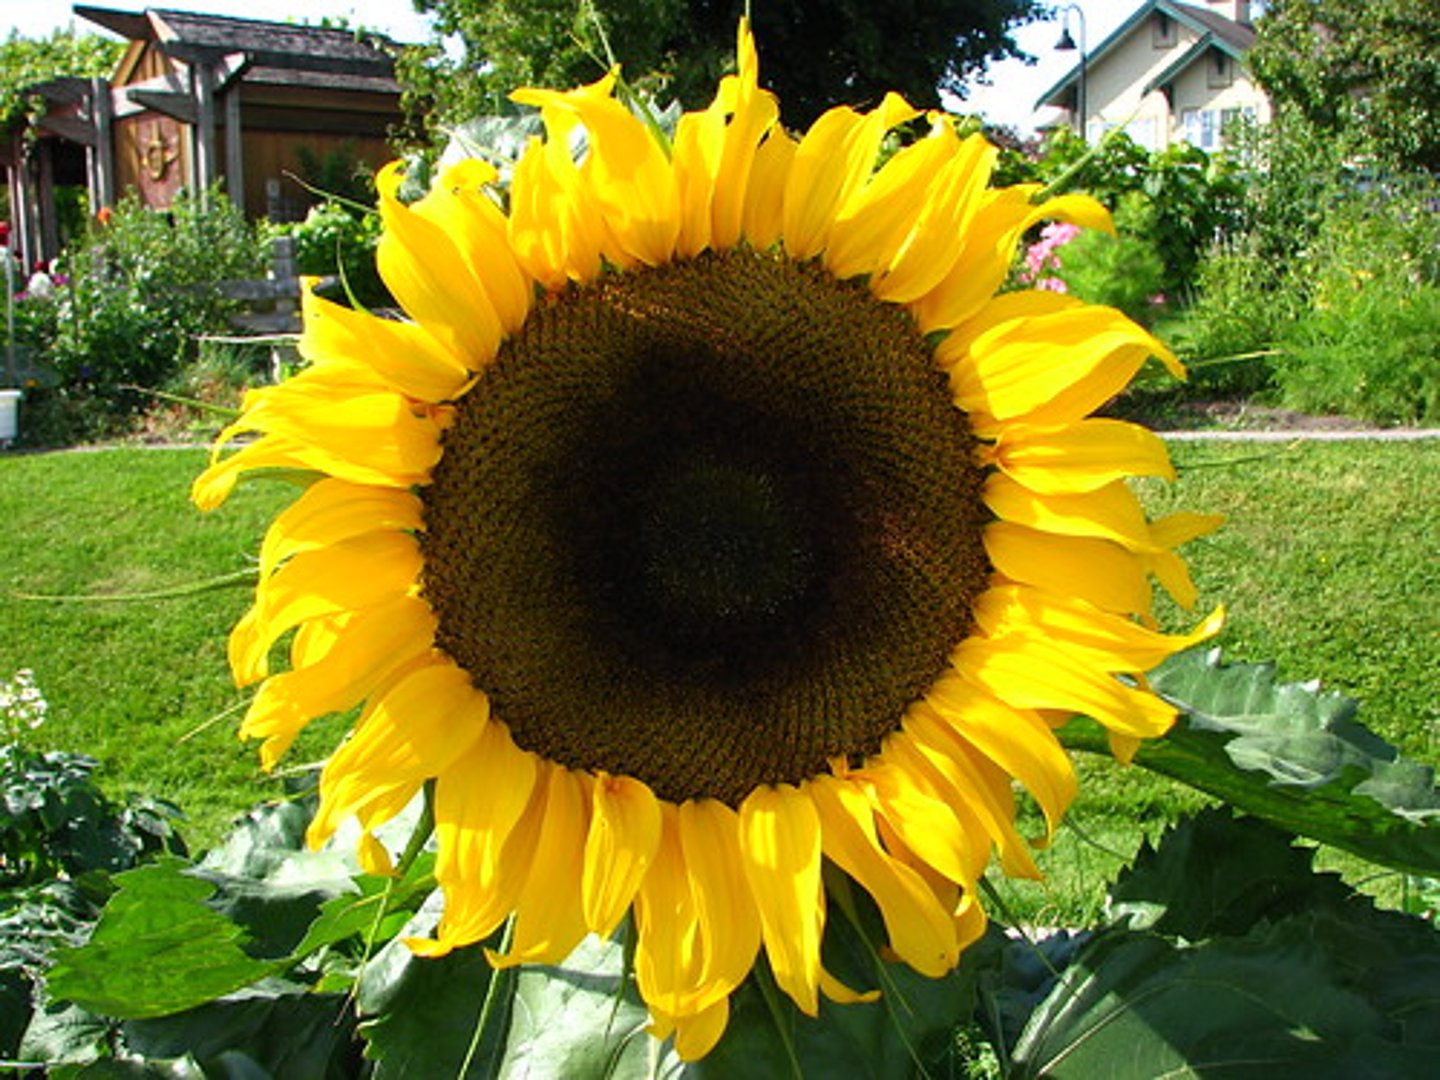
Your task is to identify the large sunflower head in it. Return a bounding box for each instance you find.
[196,21,1221,1060]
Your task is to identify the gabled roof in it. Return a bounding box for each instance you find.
[74,6,406,94]
[1034,0,1256,109]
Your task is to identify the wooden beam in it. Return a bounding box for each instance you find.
[35,115,97,147]
[123,89,198,125]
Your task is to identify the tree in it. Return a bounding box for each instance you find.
[399,0,1041,138]
[1248,0,1440,172]
[0,27,124,130]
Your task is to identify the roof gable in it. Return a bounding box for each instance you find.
[1033,0,1256,109]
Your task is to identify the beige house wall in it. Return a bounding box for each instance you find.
[1064,7,1269,150]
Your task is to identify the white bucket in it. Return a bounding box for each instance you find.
[0,388,20,443]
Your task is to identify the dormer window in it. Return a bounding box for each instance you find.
[1153,13,1177,47]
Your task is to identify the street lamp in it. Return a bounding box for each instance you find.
[1054,4,1088,142]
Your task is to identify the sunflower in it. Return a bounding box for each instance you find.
[195,22,1221,1060]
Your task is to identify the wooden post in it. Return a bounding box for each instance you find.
[89,76,115,212]
[223,81,243,211]
[192,61,215,204]
[36,139,58,265]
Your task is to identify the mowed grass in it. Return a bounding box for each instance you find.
[0,447,294,844]
[991,436,1439,925]
[2,440,1436,918]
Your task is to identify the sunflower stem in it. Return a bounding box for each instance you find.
[824,865,931,1079]
[752,957,805,1080]
[117,383,242,420]
[977,876,1065,982]
[10,568,258,603]
[459,916,517,1080]
[396,780,436,879]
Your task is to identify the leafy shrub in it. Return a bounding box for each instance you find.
[1275,281,1440,425]
[1019,129,1246,297]
[1,745,186,886]
[18,188,264,442]
[266,200,389,311]
[1165,237,1295,396]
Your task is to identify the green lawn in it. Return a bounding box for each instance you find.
[2,439,1436,921]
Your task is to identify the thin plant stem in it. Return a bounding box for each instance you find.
[753,958,805,1080]
[457,916,518,1080]
[12,568,258,603]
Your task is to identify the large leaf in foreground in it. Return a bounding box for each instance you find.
[1059,649,1440,875]
[1010,810,1440,1078]
[45,859,280,1019]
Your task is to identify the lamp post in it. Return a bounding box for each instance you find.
[1055,4,1088,142]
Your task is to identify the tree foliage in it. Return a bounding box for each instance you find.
[1249,0,1440,171]
[0,27,124,130]
[399,0,1042,137]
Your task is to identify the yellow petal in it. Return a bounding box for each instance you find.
[258,479,422,580]
[914,677,1077,842]
[885,726,1039,880]
[985,521,1152,617]
[582,772,663,938]
[913,190,1114,332]
[741,128,796,250]
[425,720,541,949]
[507,133,607,288]
[299,285,471,402]
[710,17,781,250]
[984,474,1158,554]
[954,635,1178,741]
[671,999,729,1062]
[825,119,962,281]
[514,73,680,267]
[635,805,704,1018]
[679,799,761,998]
[810,775,959,977]
[240,595,436,768]
[231,530,423,686]
[414,159,533,335]
[783,92,919,260]
[737,783,825,1015]
[949,303,1182,429]
[860,758,984,891]
[375,162,502,366]
[308,661,486,847]
[873,133,997,303]
[990,418,1176,495]
[488,764,591,968]
[974,584,1225,671]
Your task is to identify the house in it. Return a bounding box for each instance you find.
[1034,0,1270,152]
[2,5,409,272]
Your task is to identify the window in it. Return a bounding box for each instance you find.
[1181,107,1254,151]
[1125,116,1158,150]
[1153,13,1177,48]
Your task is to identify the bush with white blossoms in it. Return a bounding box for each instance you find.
[1,668,48,743]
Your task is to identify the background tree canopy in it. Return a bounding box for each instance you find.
[1248,0,1440,172]
[399,0,1042,136]
[0,28,124,130]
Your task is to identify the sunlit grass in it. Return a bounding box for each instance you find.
[2,440,1435,914]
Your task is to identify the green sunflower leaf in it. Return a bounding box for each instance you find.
[1058,649,1440,876]
[44,858,281,1020]
[1107,807,1357,939]
[355,899,510,1078]
[1007,809,1440,1077]
[498,935,654,1079]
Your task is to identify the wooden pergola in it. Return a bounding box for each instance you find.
[2,5,409,271]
